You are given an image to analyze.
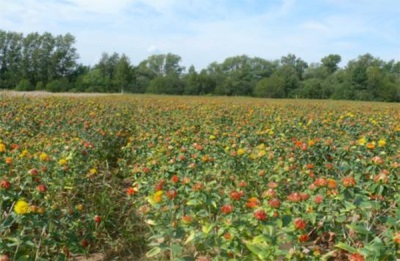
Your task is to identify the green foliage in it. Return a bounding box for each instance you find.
[254,74,285,98]
[1,29,400,101]
[15,79,34,91]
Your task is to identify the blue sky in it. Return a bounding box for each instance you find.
[1,0,399,70]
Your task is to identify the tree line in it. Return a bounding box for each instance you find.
[1,30,399,101]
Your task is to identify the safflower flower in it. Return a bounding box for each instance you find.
[14,200,30,215]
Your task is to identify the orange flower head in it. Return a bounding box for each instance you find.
[342,176,356,187]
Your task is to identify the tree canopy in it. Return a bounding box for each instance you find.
[1,30,399,102]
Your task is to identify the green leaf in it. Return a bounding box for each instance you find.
[146,247,162,258]
[344,201,356,211]
[346,223,370,235]
[186,199,200,206]
[170,244,183,256]
[184,231,195,245]
[202,223,214,234]
[335,242,356,253]
[245,241,271,260]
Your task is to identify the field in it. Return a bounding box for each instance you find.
[0,93,399,260]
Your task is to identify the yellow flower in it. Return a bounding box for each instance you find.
[58,158,68,166]
[237,148,245,156]
[308,140,316,146]
[209,135,216,140]
[14,200,30,215]
[89,168,97,175]
[378,139,386,147]
[39,152,49,161]
[0,143,6,152]
[257,150,267,157]
[153,191,163,203]
[19,149,29,158]
[358,137,366,146]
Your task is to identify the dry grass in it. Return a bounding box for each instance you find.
[0,90,117,97]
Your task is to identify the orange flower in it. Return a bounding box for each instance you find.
[182,215,192,224]
[366,142,375,150]
[5,157,13,165]
[327,179,337,189]
[342,176,356,187]
[393,232,400,244]
[153,191,163,203]
[246,197,260,208]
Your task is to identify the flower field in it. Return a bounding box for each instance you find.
[0,94,400,260]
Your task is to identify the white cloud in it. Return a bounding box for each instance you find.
[147,45,161,53]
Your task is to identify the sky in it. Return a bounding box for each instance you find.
[1,0,399,70]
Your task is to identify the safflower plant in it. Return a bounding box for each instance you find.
[0,94,399,260]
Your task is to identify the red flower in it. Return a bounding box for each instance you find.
[263,189,276,198]
[314,195,324,204]
[254,209,267,221]
[182,215,192,223]
[300,193,310,201]
[342,176,356,187]
[230,191,243,201]
[93,215,101,223]
[166,190,177,199]
[306,163,314,169]
[238,181,247,187]
[171,175,179,183]
[221,204,234,214]
[155,179,165,191]
[268,198,281,208]
[314,178,328,187]
[348,253,365,261]
[294,218,307,230]
[268,182,278,189]
[287,192,302,202]
[36,184,47,193]
[0,180,11,189]
[192,183,204,191]
[298,234,309,242]
[29,168,39,176]
[223,232,232,240]
[81,239,89,248]
[126,187,136,195]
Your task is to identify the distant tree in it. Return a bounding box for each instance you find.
[253,73,285,98]
[321,54,341,74]
[114,54,132,93]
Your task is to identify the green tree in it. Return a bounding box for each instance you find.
[321,54,341,74]
[253,73,285,98]
[114,54,132,93]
